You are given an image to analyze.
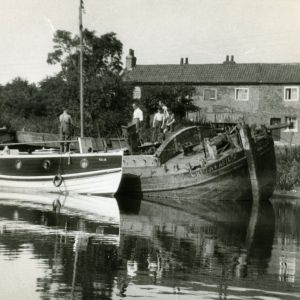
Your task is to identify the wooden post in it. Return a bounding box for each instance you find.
[239,124,261,203]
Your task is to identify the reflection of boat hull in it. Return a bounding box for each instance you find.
[0,192,120,224]
[118,134,275,202]
[0,152,123,195]
[119,198,275,294]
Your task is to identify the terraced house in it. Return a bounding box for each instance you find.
[122,50,300,145]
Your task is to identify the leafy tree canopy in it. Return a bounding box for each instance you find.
[46,29,131,136]
[0,78,42,128]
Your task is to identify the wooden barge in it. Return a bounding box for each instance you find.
[117,123,276,203]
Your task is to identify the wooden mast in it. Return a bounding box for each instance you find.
[79,0,84,138]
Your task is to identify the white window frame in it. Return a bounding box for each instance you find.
[203,88,217,101]
[284,86,299,102]
[284,116,298,133]
[235,88,249,101]
[133,86,141,99]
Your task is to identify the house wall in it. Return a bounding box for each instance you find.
[131,83,300,144]
[192,85,260,123]
[258,85,300,144]
[191,84,300,144]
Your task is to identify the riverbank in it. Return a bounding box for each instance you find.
[275,145,300,191]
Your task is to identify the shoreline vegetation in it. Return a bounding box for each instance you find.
[275,145,300,191]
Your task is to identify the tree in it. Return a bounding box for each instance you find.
[0,77,43,130]
[140,85,197,123]
[47,29,131,136]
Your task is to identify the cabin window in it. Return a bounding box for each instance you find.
[203,88,217,101]
[15,160,22,170]
[284,87,299,101]
[284,116,298,132]
[133,86,141,99]
[42,160,51,170]
[235,88,249,101]
[80,158,89,168]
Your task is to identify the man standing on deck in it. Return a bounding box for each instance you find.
[59,108,73,152]
[132,102,144,144]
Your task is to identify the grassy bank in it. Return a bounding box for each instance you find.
[275,145,300,191]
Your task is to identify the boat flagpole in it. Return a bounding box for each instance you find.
[79,0,84,138]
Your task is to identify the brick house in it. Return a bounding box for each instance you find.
[122,49,300,145]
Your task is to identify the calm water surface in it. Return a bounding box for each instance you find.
[0,193,300,300]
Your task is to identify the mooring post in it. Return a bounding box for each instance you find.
[239,124,261,203]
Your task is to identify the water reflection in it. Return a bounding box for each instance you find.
[0,193,299,299]
[0,194,120,300]
[118,198,277,299]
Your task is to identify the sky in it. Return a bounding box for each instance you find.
[0,0,300,84]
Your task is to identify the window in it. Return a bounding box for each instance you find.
[203,88,217,101]
[284,116,298,132]
[133,86,141,99]
[284,87,299,101]
[235,88,249,101]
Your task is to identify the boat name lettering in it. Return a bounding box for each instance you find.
[208,154,237,172]
[98,158,107,162]
[189,154,237,177]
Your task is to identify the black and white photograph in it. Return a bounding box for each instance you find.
[0,0,300,299]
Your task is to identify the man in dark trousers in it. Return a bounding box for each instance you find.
[59,108,73,152]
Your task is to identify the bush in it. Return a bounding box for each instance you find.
[275,146,300,190]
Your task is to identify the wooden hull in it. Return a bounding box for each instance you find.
[117,136,276,203]
[0,151,123,195]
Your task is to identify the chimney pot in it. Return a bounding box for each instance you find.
[231,55,234,62]
[125,49,137,70]
[180,58,184,65]
[185,57,189,64]
[226,55,229,62]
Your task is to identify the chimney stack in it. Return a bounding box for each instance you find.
[180,58,184,65]
[223,55,236,64]
[125,49,137,70]
[185,57,189,64]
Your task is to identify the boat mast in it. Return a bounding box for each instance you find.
[79,0,84,138]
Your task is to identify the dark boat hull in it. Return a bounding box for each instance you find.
[117,134,276,204]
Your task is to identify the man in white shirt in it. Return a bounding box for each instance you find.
[132,103,143,122]
[132,103,144,144]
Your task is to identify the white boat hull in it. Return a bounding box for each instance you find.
[0,151,123,195]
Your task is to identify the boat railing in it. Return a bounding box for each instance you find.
[0,135,113,154]
[0,139,79,148]
[0,138,86,155]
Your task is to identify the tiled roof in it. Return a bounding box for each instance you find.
[122,63,300,84]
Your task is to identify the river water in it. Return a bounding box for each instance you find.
[0,192,299,300]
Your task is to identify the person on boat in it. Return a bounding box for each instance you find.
[163,110,175,137]
[158,100,169,122]
[152,108,164,143]
[132,102,144,144]
[59,108,73,152]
